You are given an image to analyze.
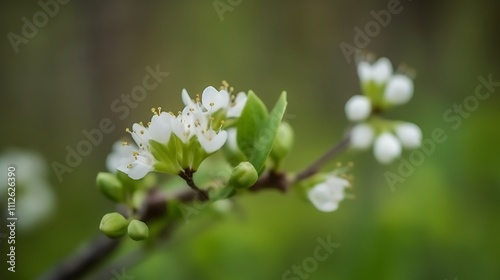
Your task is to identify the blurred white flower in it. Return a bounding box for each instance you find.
[307,175,350,212]
[384,74,414,105]
[357,57,393,84]
[0,149,55,231]
[395,122,422,148]
[350,123,375,149]
[345,95,372,122]
[373,133,402,164]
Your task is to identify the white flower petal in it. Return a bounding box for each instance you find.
[357,61,372,83]
[374,133,402,164]
[350,123,374,149]
[395,122,422,149]
[202,86,229,112]
[149,112,173,143]
[198,129,228,153]
[181,88,194,107]
[131,123,151,150]
[227,92,247,118]
[345,95,372,122]
[127,161,154,180]
[106,141,137,172]
[308,183,339,212]
[384,74,414,105]
[371,57,393,84]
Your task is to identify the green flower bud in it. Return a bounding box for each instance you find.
[96,172,125,203]
[99,212,129,239]
[270,122,294,165]
[229,162,258,189]
[127,219,149,241]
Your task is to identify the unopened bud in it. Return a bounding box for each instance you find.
[229,162,258,189]
[96,172,125,203]
[127,219,149,241]
[99,212,129,239]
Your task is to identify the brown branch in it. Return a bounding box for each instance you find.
[294,128,352,182]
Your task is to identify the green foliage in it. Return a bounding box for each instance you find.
[237,91,287,173]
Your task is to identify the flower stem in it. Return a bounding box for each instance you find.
[178,169,209,201]
[295,128,351,182]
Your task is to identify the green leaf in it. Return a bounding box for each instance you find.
[237,91,288,173]
[236,90,269,162]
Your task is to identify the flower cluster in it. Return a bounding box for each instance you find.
[345,57,422,164]
[108,85,247,179]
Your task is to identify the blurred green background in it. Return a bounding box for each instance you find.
[1,0,499,279]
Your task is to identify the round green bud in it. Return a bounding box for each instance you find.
[229,162,258,189]
[99,212,129,239]
[271,122,294,164]
[127,219,149,241]
[96,172,125,203]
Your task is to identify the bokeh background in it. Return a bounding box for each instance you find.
[1,0,499,279]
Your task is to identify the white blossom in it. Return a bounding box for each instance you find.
[0,150,55,231]
[345,95,372,122]
[350,123,375,149]
[307,175,350,212]
[357,57,393,84]
[395,122,422,149]
[373,132,402,164]
[115,86,232,179]
[384,74,414,105]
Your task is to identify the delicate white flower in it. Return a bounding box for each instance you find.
[307,175,350,212]
[0,150,55,231]
[384,74,414,105]
[350,123,375,149]
[357,57,393,84]
[116,85,232,179]
[106,141,137,172]
[345,95,372,122]
[227,92,248,118]
[373,132,402,164]
[202,86,230,112]
[395,122,422,149]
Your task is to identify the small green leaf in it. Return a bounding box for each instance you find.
[237,91,288,173]
[236,90,269,162]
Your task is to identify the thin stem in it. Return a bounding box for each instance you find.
[295,128,352,182]
[178,169,209,201]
